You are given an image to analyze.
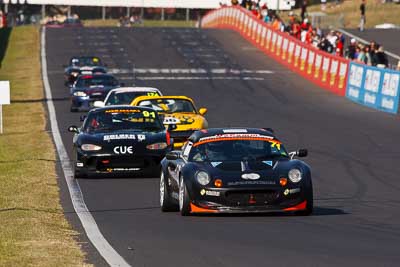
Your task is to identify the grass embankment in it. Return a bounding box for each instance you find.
[283,0,400,28]
[0,26,89,266]
[83,18,196,27]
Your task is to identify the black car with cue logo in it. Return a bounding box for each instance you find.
[160,128,313,215]
[68,106,174,178]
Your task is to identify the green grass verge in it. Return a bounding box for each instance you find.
[0,26,90,266]
[83,19,196,27]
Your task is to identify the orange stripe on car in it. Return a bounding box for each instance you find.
[193,137,282,147]
[190,203,218,213]
[283,201,307,211]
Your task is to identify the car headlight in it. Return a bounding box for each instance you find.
[81,144,102,151]
[73,91,87,97]
[71,72,79,77]
[196,171,210,186]
[146,142,168,150]
[288,169,302,183]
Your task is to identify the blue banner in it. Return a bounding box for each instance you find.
[346,62,400,114]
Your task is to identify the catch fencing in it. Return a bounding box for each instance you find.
[201,6,400,114]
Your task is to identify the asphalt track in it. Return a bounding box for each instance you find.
[45,27,400,266]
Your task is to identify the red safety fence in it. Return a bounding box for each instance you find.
[201,6,349,96]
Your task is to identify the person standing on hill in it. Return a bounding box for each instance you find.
[360,0,366,31]
[301,0,308,21]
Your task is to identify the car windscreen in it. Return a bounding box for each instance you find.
[189,138,288,162]
[71,57,101,66]
[137,98,196,113]
[84,108,163,133]
[106,91,160,106]
[76,76,118,87]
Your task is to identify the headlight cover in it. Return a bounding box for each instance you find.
[81,144,102,151]
[73,91,87,97]
[146,142,168,150]
[196,171,211,186]
[288,168,302,183]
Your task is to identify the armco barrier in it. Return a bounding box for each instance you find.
[346,62,400,114]
[201,6,400,114]
[201,6,349,96]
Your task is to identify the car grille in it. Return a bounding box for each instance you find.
[225,190,280,207]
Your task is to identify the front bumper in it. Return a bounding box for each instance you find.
[75,152,164,175]
[71,95,104,111]
[189,186,307,214]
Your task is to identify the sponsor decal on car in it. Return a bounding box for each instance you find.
[113,146,133,154]
[195,133,279,147]
[241,173,260,180]
[227,180,276,186]
[200,189,221,196]
[103,134,146,141]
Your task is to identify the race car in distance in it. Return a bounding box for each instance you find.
[64,56,107,86]
[68,106,174,178]
[131,96,208,148]
[160,128,313,216]
[93,87,162,108]
[70,74,120,112]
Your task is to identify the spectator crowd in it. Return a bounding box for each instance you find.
[227,0,396,69]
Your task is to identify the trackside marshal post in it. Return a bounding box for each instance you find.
[0,81,10,134]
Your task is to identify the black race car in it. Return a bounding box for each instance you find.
[160,128,313,215]
[70,73,120,112]
[68,106,174,178]
[64,56,107,86]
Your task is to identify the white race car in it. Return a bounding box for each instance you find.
[93,87,163,108]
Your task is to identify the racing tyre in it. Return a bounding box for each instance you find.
[179,178,191,216]
[160,171,178,212]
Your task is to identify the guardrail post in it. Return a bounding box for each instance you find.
[161,8,164,21]
[102,6,106,20]
[186,8,190,22]
[41,5,45,20]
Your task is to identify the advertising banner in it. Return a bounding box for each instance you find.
[346,62,400,114]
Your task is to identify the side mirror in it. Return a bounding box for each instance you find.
[167,124,177,131]
[198,107,207,115]
[166,152,179,160]
[297,149,308,157]
[93,101,105,108]
[68,125,79,133]
[80,115,87,122]
[289,149,308,159]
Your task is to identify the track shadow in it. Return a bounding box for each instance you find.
[0,28,12,68]
[192,206,347,217]
[11,96,70,104]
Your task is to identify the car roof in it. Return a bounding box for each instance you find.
[108,87,161,94]
[131,95,193,105]
[188,128,277,143]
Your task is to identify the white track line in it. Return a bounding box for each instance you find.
[109,68,274,75]
[41,28,130,267]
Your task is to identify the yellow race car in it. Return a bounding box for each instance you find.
[131,96,208,148]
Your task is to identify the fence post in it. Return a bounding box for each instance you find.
[41,5,45,20]
[186,8,190,22]
[102,6,106,20]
